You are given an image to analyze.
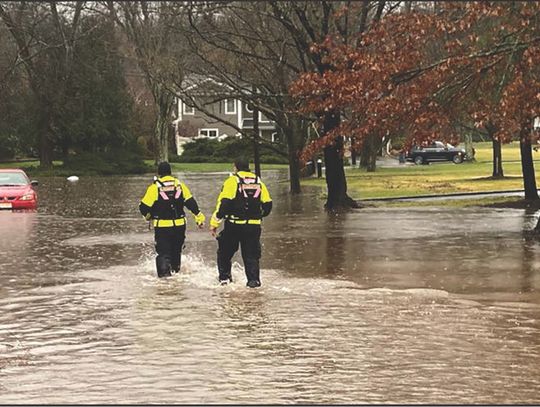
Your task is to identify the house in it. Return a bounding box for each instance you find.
[171,77,278,155]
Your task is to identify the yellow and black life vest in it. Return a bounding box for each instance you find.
[152,178,185,222]
[230,174,263,220]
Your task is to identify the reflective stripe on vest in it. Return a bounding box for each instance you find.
[158,188,182,201]
[226,219,261,225]
[153,218,186,227]
[159,191,169,200]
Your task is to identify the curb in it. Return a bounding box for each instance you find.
[358,189,528,202]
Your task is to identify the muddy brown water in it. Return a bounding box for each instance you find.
[0,170,539,403]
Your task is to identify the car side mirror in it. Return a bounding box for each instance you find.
[31,180,39,187]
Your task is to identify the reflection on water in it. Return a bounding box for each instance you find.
[0,211,36,254]
[0,172,540,403]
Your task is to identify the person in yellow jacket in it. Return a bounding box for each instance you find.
[140,162,205,277]
[209,158,272,287]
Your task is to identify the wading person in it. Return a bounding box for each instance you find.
[139,162,205,278]
[209,158,272,287]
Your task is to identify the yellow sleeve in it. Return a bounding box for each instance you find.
[260,181,272,203]
[180,182,193,201]
[219,176,238,200]
[210,176,237,227]
[140,184,158,207]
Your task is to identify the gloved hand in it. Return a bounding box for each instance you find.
[144,213,152,221]
[194,212,206,228]
[209,215,221,237]
[209,215,221,229]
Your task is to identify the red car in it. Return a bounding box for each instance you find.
[0,169,38,210]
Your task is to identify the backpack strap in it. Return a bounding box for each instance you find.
[235,174,261,199]
[154,178,166,187]
[155,178,182,201]
[234,174,247,198]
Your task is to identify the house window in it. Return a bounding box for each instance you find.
[259,111,270,122]
[183,103,195,115]
[199,128,219,138]
[225,99,236,114]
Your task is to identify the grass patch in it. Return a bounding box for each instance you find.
[1,159,287,175]
[303,141,540,201]
[303,160,532,200]
[144,161,288,173]
[0,160,45,169]
[0,160,67,176]
[1,150,151,176]
[472,140,535,162]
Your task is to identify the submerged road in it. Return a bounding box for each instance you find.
[0,170,539,403]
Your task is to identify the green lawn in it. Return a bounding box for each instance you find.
[145,161,288,173]
[0,159,287,174]
[303,141,540,200]
[473,140,528,162]
[0,160,64,173]
[0,160,41,169]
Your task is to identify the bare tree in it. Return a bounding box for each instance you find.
[179,2,310,193]
[106,1,187,163]
[0,2,86,168]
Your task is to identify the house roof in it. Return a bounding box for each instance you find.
[181,74,251,96]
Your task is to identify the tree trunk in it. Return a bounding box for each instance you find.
[492,137,504,178]
[153,83,174,164]
[286,120,302,194]
[520,132,538,200]
[38,107,53,169]
[368,149,377,172]
[464,133,475,162]
[404,1,412,13]
[360,133,379,172]
[39,132,53,170]
[485,122,503,178]
[323,111,357,209]
[350,141,357,166]
[61,139,70,161]
[288,145,301,194]
[154,111,170,164]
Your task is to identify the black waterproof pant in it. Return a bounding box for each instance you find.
[217,222,262,285]
[154,225,186,277]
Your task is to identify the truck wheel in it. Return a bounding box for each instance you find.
[414,156,424,165]
[452,154,463,164]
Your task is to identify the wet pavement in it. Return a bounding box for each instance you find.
[0,170,539,403]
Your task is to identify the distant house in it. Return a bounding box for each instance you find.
[171,77,278,155]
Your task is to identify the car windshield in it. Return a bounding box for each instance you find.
[0,172,28,186]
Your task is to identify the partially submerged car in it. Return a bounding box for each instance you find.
[0,169,38,210]
[405,141,467,165]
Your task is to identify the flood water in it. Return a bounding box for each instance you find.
[1,170,540,404]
